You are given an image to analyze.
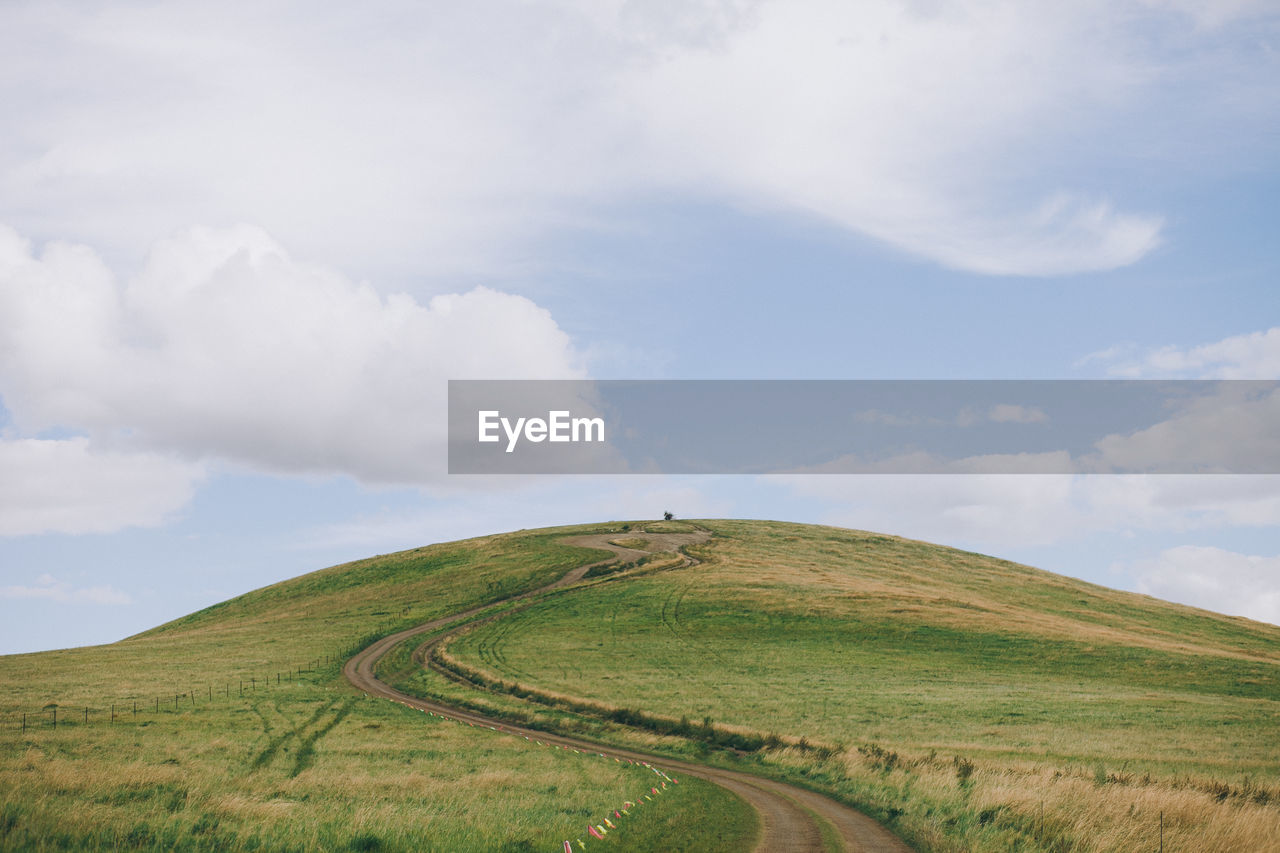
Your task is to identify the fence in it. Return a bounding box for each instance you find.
[3,616,411,734]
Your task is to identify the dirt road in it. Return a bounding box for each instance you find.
[343,529,912,852]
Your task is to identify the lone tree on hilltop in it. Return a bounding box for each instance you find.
[663,511,674,521]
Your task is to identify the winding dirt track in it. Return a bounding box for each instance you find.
[343,531,912,852]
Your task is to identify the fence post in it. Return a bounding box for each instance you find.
[155,697,158,713]
[133,701,137,718]
[22,712,26,733]
[112,704,116,724]
[52,707,57,729]
[1160,811,1163,853]
[84,707,88,724]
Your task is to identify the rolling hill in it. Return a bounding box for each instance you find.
[2,519,1278,851]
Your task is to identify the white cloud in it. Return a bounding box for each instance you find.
[773,473,1280,547]
[1,1,1273,277]
[1092,327,1280,379]
[987,404,1049,425]
[1087,384,1280,473]
[0,437,202,536]
[0,223,583,486]
[857,404,1049,428]
[0,572,132,605]
[1128,545,1280,625]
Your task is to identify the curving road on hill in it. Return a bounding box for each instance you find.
[343,530,912,853]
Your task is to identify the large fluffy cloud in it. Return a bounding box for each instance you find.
[0,224,583,493]
[2,1,1273,278]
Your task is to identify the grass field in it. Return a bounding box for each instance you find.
[4,518,1278,851]
[0,524,756,852]
[436,520,1280,852]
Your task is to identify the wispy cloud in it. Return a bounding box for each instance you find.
[2,1,1273,278]
[0,573,132,605]
[774,473,1280,547]
[1085,327,1280,378]
[1127,545,1280,626]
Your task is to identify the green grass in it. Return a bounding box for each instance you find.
[436,520,1280,851]
[5,517,1279,852]
[0,684,751,851]
[0,522,757,852]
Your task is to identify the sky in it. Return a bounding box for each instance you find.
[1,0,1278,654]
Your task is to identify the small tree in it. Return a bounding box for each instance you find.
[663,511,674,521]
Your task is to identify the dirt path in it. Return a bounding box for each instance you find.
[343,528,912,853]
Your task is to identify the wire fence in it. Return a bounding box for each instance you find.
[2,616,413,735]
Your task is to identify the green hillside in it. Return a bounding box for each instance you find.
[404,520,1280,852]
[3,519,1278,852]
[0,524,754,852]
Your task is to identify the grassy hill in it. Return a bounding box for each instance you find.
[0,524,754,852]
[407,520,1280,852]
[3,519,1278,852]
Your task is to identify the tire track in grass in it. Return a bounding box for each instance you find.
[486,606,529,680]
[290,698,356,777]
[250,698,337,771]
[248,700,275,739]
[658,578,742,712]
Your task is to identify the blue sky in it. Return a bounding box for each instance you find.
[1,0,1278,654]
